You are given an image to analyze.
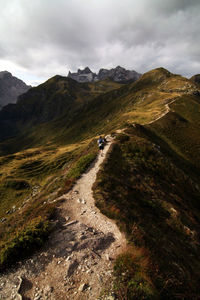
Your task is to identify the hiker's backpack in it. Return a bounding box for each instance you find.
[98,138,103,146]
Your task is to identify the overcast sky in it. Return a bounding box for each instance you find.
[0,0,200,85]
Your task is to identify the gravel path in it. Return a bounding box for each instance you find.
[0,135,126,300]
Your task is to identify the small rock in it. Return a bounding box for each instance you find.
[78,283,89,292]
[66,256,72,261]
[105,254,110,260]
[34,293,42,300]
[98,275,103,283]
[44,285,53,295]
[105,296,115,300]
[67,286,75,291]
[0,217,6,223]
[64,220,78,227]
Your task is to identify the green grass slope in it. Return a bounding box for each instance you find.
[93,94,200,299]
[146,94,200,171]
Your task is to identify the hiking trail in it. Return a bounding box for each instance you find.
[0,135,126,300]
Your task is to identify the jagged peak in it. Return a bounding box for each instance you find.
[115,65,125,70]
[77,67,93,74]
[68,66,141,83]
[0,70,12,79]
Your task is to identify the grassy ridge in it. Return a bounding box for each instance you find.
[93,93,200,299]
[93,130,200,299]
[146,94,200,169]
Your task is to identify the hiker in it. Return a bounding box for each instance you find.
[98,136,104,156]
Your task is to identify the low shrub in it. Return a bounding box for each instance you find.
[0,217,50,270]
[114,247,157,300]
[66,152,97,179]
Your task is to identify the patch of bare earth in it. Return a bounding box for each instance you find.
[0,136,126,300]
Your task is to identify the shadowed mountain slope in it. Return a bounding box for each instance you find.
[93,92,200,299]
[190,74,200,86]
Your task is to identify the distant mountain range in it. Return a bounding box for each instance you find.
[68,66,141,83]
[0,71,31,109]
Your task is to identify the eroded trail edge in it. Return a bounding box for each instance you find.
[0,135,126,300]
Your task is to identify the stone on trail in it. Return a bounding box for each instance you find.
[64,220,78,227]
[78,283,89,292]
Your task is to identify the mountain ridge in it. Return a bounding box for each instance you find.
[0,67,199,152]
[0,71,31,109]
[68,65,141,83]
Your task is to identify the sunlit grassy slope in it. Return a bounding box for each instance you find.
[0,67,199,275]
[0,138,98,268]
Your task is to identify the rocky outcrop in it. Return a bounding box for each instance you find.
[68,67,98,82]
[0,71,31,109]
[190,74,200,86]
[68,66,141,83]
[98,65,141,82]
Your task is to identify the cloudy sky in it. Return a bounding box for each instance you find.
[0,0,200,85]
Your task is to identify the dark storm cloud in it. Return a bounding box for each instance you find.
[151,0,200,15]
[0,0,199,84]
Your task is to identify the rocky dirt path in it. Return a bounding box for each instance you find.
[146,96,179,125]
[0,135,126,300]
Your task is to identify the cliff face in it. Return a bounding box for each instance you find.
[97,65,141,82]
[0,71,31,108]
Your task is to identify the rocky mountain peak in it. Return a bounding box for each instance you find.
[68,67,97,83]
[0,71,12,79]
[77,67,92,75]
[68,66,141,83]
[0,71,31,109]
